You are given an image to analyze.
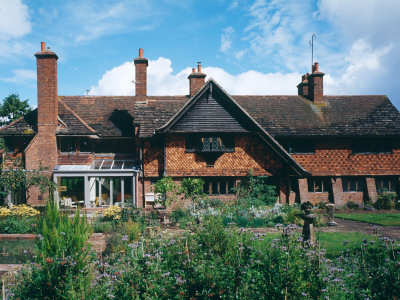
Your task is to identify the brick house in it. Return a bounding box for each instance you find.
[1,42,400,208]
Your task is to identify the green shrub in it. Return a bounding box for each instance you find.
[0,216,39,233]
[169,208,195,227]
[121,218,141,242]
[283,205,303,226]
[347,201,362,210]
[92,219,114,233]
[374,192,397,210]
[10,200,95,299]
[316,201,327,209]
[236,171,277,206]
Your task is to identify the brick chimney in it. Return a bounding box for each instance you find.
[134,48,148,100]
[35,41,58,132]
[307,62,325,104]
[25,42,59,204]
[297,73,309,97]
[188,62,206,97]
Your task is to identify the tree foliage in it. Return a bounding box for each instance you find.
[151,176,178,207]
[0,157,56,205]
[236,169,277,206]
[179,178,205,205]
[0,93,31,127]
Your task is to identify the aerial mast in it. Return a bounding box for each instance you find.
[309,33,316,72]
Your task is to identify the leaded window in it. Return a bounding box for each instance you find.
[308,177,330,193]
[375,177,397,193]
[186,135,234,153]
[203,178,236,195]
[342,178,364,192]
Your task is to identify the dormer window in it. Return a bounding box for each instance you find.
[186,134,234,153]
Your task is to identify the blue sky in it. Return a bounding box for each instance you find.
[1,0,400,109]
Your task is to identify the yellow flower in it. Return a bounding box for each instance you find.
[101,205,122,220]
[0,207,12,218]
[11,204,40,217]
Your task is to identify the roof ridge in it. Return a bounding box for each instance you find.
[58,98,97,134]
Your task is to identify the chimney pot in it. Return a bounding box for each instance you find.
[313,62,318,73]
[192,68,196,73]
[197,62,201,73]
[139,48,144,58]
[41,42,45,52]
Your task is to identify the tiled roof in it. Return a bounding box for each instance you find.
[135,96,189,137]
[234,95,400,137]
[60,96,136,137]
[0,109,37,135]
[1,94,399,138]
[57,100,95,135]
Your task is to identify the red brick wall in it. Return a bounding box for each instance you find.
[134,57,148,100]
[188,73,206,97]
[342,192,364,204]
[143,140,163,177]
[163,133,283,177]
[292,140,400,176]
[57,153,93,165]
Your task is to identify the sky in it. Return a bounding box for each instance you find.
[1,0,400,109]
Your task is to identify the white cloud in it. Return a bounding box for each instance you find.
[89,61,136,96]
[0,69,36,84]
[220,26,235,52]
[242,0,315,71]
[228,0,239,10]
[324,39,392,95]
[90,57,301,96]
[63,0,159,43]
[318,0,400,45]
[0,0,31,40]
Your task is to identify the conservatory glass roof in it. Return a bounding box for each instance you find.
[54,160,137,171]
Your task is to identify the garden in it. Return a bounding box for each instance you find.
[0,174,399,299]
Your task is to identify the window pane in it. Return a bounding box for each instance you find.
[211,137,220,151]
[61,137,75,152]
[349,179,357,192]
[342,179,349,192]
[5,137,14,152]
[220,179,227,194]
[307,179,314,192]
[203,138,211,151]
[227,180,235,194]
[290,178,299,193]
[203,180,210,195]
[79,138,90,152]
[314,179,322,192]
[211,180,219,195]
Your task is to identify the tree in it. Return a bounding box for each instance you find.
[0,93,31,127]
[0,157,56,206]
[236,169,277,206]
[179,178,206,209]
[151,176,178,207]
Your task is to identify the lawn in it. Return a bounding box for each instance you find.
[335,212,400,226]
[261,231,376,258]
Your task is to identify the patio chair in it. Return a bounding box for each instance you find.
[63,197,77,208]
